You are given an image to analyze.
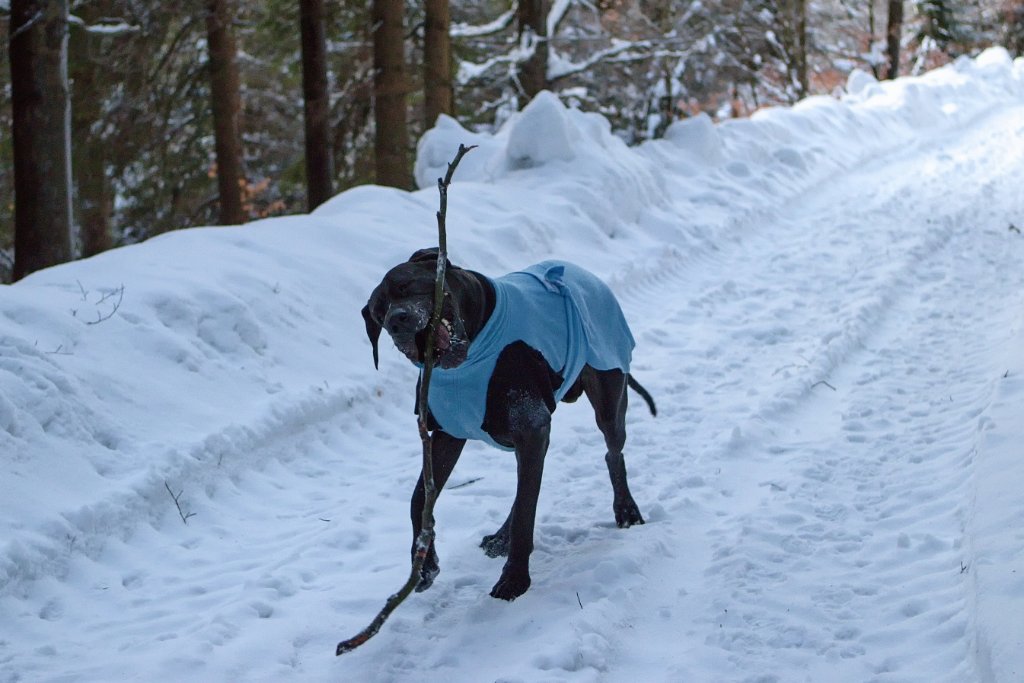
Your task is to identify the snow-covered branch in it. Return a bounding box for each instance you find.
[547,0,573,36]
[451,6,516,38]
[548,35,704,83]
[68,14,141,36]
[457,26,544,86]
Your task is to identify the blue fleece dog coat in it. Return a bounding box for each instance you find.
[425,261,634,450]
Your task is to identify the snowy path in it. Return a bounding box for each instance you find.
[2,60,1024,683]
[333,104,1024,681]
[614,105,1024,682]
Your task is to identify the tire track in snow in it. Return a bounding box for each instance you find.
[0,366,427,680]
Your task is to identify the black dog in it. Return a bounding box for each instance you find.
[362,248,655,601]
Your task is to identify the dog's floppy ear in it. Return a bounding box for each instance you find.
[408,247,454,269]
[361,304,382,370]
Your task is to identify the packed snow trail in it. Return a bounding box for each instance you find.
[607,104,1024,682]
[1,52,1023,682]
[330,101,1024,683]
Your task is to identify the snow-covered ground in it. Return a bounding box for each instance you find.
[2,49,1024,683]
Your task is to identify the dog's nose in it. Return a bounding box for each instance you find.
[384,306,419,335]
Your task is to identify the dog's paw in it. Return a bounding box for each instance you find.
[489,566,530,601]
[479,531,511,558]
[615,501,645,528]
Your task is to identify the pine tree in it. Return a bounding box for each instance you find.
[205,0,246,224]
[9,0,74,279]
[300,0,334,210]
[424,0,454,127]
[372,0,413,188]
[886,0,905,78]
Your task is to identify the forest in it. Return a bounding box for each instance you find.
[2,0,1022,283]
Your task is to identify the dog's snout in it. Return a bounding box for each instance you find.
[384,305,421,334]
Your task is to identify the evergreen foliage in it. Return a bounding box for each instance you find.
[0,0,1013,281]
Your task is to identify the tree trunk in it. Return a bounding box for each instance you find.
[868,0,880,78]
[205,0,246,224]
[424,0,453,127]
[1008,2,1024,57]
[70,21,112,257]
[10,0,74,280]
[885,0,904,80]
[794,0,808,98]
[300,0,334,211]
[372,0,412,189]
[516,0,548,105]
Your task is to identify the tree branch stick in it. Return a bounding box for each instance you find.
[337,143,476,657]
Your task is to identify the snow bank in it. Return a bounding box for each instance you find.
[1,48,1023,682]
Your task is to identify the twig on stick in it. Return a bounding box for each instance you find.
[336,143,476,657]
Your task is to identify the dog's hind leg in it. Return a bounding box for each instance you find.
[411,430,467,592]
[582,366,645,528]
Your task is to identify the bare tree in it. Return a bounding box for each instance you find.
[772,0,810,100]
[300,0,334,210]
[793,0,809,98]
[205,0,246,224]
[885,0,904,79]
[372,0,412,188]
[424,0,453,127]
[516,0,548,104]
[10,0,74,280]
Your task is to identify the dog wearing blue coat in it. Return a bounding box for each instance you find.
[362,248,655,600]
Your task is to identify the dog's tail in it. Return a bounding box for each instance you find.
[627,375,657,417]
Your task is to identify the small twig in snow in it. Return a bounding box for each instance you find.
[811,380,836,391]
[86,285,124,325]
[164,482,196,525]
[448,477,483,490]
[577,592,584,609]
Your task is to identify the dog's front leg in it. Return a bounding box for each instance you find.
[490,413,551,601]
[410,430,466,592]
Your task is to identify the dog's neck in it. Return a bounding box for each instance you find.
[458,269,496,341]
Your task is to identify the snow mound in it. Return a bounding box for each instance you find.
[663,112,725,166]
[846,68,880,97]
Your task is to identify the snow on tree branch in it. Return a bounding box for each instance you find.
[451,5,515,38]
[68,14,141,35]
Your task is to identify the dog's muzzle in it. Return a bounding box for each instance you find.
[386,307,465,368]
